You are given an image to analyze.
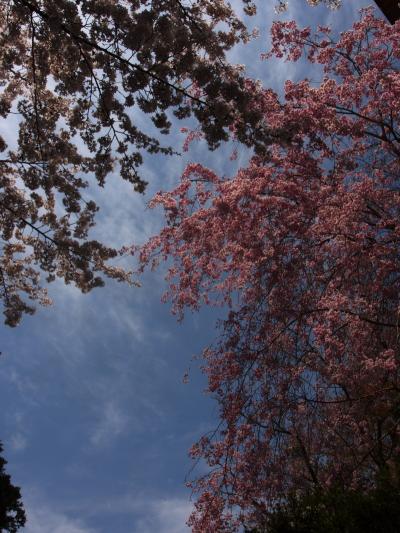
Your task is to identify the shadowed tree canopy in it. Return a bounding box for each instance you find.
[247,485,400,533]
[0,442,26,532]
[0,0,267,326]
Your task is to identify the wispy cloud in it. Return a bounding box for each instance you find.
[23,492,192,533]
[23,500,95,533]
[9,432,28,452]
[94,494,193,533]
[131,498,192,533]
[90,401,129,447]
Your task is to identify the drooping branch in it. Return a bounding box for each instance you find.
[141,11,400,531]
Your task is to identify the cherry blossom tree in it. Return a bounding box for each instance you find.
[0,0,267,326]
[1,0,396,328]
[140,9,400,532]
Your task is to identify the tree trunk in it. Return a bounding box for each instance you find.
[374,0,400,24]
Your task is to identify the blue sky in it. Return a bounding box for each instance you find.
[0,1,375,531]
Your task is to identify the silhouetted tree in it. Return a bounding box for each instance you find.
[374,1,400,24]
[0,442,26,532]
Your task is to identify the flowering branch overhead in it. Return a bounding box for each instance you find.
[0,0,260,325]
[140,10,400,531]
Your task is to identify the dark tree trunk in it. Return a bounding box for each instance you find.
[374,0,400,24]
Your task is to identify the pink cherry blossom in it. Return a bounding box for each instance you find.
[141,9,400,532]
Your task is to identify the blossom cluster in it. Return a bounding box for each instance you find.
[141,10,400,531]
